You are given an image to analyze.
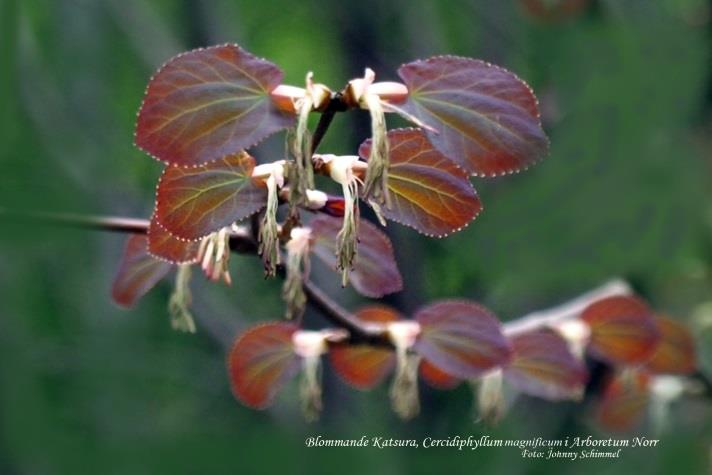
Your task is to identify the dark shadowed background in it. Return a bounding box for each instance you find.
[1,0,712,474]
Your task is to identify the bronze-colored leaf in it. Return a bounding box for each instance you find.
[646,316,696,375]
[136,44,293,166]
[111,234,172,308]
[581,296,660,365]
[413,300,512,379]
[398,56,548,176]
[155,152,267,240]
[310,215,402,298]
[504,328,587,400]
[147,215,200,264]
[227,322,300,410]
[359,128,482,237]
[329,306,400,390]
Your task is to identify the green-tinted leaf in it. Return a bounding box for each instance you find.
[398,57,548,176]
[155,152,267,239]
[581,296,660,365]
[227,322,300,410]
[646,316,696,375]
[136,44,293,166]
[329,306,399,390]
[147,215,200,264]
[413,300,511,379]
[310,215,403,298]
[504,329,587,400]
[359,128,482,237]
[111,234,172,308]
[597,370,650,432]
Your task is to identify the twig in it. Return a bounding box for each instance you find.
[311,92,349,154]
[2,208,643,346]
[503,279,633,336]
[303,279,389,346]
[1,208,149,234]
[8,209,712,399]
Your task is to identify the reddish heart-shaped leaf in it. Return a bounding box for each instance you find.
[413,300,512,379]
[155,152,267,240]
[310,215,403,298]
[147,215,201,264]
[419,359,461,390]
[581,296,660,365]
[597,370,650,432]
[359,128,481,237]
[227,322,300,410]
[503,328,588,400]
[646,316,696,375]
[136,44,293,166]
[111,234,172,308]
[398,56,549,176]
[329,306,399,390]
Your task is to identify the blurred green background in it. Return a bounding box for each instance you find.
[1,0,712,473]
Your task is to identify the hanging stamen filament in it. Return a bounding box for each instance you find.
[475,369,505,426]
[196,226,233,285]
[362,91,390,207]
[254,161,286,277]
[387,321,422,420]
[291,329,346,422]
[168,264,196,333]
[283,226,312,320]
[314,154,364,286]
[288,74,316,214]
[347,68,391,208]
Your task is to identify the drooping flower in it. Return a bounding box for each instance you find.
[252,161,286,276]
[292,329,348,421]
[346,68,390,208]
[288,73,331,215]
[283,226,312,320]
[312,154,366,286]
[386,320,422,420]
[168,264,196,333]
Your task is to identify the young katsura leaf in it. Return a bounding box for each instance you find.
[398,56,549,176]
[329,306,400,389]
[596,369,650,432]
[309,215,403,298]
[581,295,660,365]
[646,316,697,375]
[136,44,294,166]
[503,328,588,401]
[419,359,461,390]
[359,128,482,237]
[155,152,267,240]
[227,322,300,410]
[111,234,172,308]
[147,215,200,264]
[413,300,512,379]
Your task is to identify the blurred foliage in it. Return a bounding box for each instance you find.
[1,0,711,474]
